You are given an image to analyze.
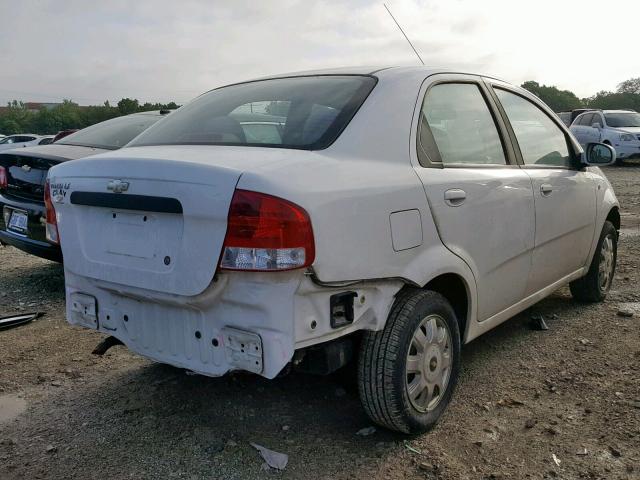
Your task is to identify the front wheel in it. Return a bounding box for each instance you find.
[357,289,461,434]
[570,221,617,302]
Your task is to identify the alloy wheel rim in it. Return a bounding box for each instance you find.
[405,314,452,412]
[598,234,615,292]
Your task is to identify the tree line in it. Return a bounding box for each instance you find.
[0,98,179,135]
[521,77,640,112]
[1,77,640,135]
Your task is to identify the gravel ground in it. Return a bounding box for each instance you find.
[1,166,639,480]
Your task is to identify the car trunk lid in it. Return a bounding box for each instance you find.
[0,145,105,203]
[49,148,248,296]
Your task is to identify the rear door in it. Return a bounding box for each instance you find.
[15,136,37,148]
[413,75,535,321]
[489,84,596,295]
[570,113,588,144]
[571,113,593,144]
[587,112,605,143]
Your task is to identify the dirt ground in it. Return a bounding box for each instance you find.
[1,166,639,480]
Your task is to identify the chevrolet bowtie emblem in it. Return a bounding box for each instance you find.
[107,179,129,193]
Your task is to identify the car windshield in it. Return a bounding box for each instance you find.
[57,113,164,150]
[604,112,640,128]
[129,75,377,150]
[0,136,15,144]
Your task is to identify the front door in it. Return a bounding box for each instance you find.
[491,87,597,295]
[413,77,535,321]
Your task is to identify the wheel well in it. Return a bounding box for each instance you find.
[603,140,611,145]
[423,274,469,339]
[606,207,620,232]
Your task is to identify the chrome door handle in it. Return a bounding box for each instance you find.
[540,184,553,196]
[444,188,466,206]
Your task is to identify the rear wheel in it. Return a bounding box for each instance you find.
[357,289,461,434]
[570,221,617,302]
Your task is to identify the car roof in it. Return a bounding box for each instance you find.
[602,109,637,114]
[250,65,507,83]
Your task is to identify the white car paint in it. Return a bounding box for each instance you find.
[0,134,43,151]
[48,67,619,382]
[570,110,640,160]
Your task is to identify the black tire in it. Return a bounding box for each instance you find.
[570,221,617,302]
[357,289,461,434]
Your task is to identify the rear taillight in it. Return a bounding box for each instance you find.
[0,166,7,189]
[220,189,315,271]
[44,179,59,244]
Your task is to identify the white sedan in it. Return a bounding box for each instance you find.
[47,67,619,433]
[0,134,45,151]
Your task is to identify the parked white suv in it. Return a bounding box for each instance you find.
[47,67,619,434]
[570,109,640,162]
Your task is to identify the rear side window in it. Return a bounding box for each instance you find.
[129,76,376,150]
[495,89,571,167]
[591,114,603,127]
[579,113,594,126]
[58,114,163,150]
[420,83,506,165]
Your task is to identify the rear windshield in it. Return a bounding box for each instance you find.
[129,75,376,150]
[58,114,164,150]
[604,112,640,128]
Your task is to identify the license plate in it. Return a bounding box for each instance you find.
[8,210,28,233]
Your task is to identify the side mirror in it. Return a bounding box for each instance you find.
[591,122,602,129]
[582,142,616,166]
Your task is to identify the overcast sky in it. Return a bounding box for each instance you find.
[1,0,638,105]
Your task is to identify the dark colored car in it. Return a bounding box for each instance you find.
[52,129,79,143]
[557,108,595,127]
[0,111,170,261]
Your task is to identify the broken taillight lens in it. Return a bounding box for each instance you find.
[44,179,59,244]
[220,189,315,271]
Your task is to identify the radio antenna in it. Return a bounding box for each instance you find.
[383,3,424,65]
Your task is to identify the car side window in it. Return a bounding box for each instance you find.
[494,89,572,168]
[420,83,506,165]
[591,114,603,127]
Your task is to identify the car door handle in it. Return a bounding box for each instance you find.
[540,184,553,196]
[444,188,466,206]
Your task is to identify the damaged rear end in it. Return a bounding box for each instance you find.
[49,147,319,378]
[48,74,393,379]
